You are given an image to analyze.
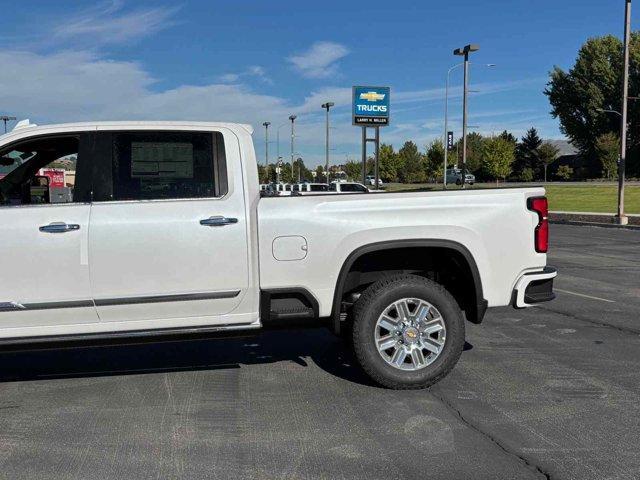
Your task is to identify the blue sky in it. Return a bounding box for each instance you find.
[0,0,635,166]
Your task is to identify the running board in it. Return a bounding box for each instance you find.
[269,306,315,320]
[0,323,261,347]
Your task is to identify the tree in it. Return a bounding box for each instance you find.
[482,136,515,183]
[378,144,399,182]
[397,141,426,183]
[555,165,574,181]
[537,142,560,182]
[520,167,534,182]
[424,139,446,181]
[595,132,620,179]
[515,128,543,178]
[545,33,640,177]
[453,132,484,174]
[257,164,267,183]
[314,165,327,183]
[280,163,293,183]
[344,161,361,181]
[293,158,312,182]
[499,130,518,145]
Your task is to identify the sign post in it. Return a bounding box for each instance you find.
[444,131,454,189]
[353,86,390,188]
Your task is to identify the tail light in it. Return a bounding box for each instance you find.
[527,196,548,253]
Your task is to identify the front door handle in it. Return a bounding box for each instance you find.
[39,222,81,233]
[200,216,238,227]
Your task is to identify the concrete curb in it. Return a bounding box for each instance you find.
[549,211,640,230]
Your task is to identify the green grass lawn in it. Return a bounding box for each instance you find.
[384,183,640,214]
[545,185,639,214]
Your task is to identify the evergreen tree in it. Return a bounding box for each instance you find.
[499,130,517,145]
[397,141,426,183]
[515,128,543,178]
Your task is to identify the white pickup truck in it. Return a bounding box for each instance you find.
[0,121,556,389]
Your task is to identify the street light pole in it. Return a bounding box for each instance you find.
[262,122,270,183]
[454,44,479,189]
[618,0,631,225]
[322,102,334,184]
[289,115,297,184]
[443,63,461,189]
[443,63,494,189]
[276,122,288,164]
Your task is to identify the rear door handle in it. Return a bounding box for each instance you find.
[39,222,80,233]
[200,216,238,227]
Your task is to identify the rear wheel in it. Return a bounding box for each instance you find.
[351,274,465,389]
[455,179,462,186]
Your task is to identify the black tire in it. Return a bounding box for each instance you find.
[351,274,465,389]
[455,179,462,186]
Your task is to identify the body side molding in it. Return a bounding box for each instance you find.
[0,291,240,312]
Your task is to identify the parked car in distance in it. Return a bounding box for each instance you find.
[366,175,384,187]
[329,182,369,193]
[0,120,556,390]
[294,183,330,194]
[446,168,475,186]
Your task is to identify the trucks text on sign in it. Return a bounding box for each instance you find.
[352,86,390,126]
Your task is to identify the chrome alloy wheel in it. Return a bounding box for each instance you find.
[374,298,446,371]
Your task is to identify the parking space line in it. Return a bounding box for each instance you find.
[555,288,615,303]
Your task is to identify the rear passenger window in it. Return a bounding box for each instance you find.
[104,131,226,201]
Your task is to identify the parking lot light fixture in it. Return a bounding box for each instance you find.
[289,115,297,183]
[262,122,270,165]
[276,122,288,165]
[617,0,632,225]
[443,62,494,189]
[453,44,480,189]
[322,102,335,184]
[0,115,16,134]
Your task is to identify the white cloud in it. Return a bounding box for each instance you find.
[51,1,179,46]
[288,41,350,79]
[0,49,559,167]
[217,65,272,84]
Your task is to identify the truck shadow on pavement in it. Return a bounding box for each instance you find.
[0,327,384,386]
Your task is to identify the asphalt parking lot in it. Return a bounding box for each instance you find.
[0,224,639,480]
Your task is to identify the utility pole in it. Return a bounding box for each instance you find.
[0,116,16,134]
[454,44,479,189]
[262,122,270,183]
[289,115,297,184]
[617,0,631,225]
[322,102,334,184]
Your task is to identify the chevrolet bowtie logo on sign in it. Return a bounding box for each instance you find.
[359,91,386,102]
[353,86,390,126]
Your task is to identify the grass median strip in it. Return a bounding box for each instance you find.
[545,185,639,214]
[384,183,640,214]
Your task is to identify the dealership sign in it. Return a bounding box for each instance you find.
[352,86,390,126]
